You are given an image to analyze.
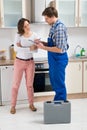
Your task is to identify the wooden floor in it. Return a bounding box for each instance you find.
[34,93,87,102]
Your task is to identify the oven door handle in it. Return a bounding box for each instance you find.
[35,70,49,74]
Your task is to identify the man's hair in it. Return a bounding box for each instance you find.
[42,7,58,18]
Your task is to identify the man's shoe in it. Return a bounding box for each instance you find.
[29,104,37,112]
[10,107,16,114]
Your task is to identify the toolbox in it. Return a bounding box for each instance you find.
[44,100,71,124]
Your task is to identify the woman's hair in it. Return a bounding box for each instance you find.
[42,7,58,18]
[17,18,30,35]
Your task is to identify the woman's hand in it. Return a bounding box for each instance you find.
[17,42,22,47]
[30,45,37,51]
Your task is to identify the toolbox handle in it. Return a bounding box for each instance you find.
[46,100,69,105]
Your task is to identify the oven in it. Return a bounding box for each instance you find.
[33,62,52,92]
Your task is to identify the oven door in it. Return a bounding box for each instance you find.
[33,68,52,92]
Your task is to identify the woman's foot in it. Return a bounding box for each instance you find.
[29,104,37,111]
[10,107,16,114]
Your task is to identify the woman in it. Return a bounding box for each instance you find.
[10,18,39,114]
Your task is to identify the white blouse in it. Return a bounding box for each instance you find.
[14,32,39,59]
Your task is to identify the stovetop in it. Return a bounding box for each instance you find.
[34,57,48,63]
[34,57,49,69]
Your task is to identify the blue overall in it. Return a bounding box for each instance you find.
[48,23,68,101]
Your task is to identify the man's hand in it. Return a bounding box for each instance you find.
[34,39,41,44]
[34,39,47,46]
[35,42,46,50]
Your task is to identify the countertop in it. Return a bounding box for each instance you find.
[0,57,48,66]
[69,56,87,62]
[0,60,14,66]
[0,57,87,66]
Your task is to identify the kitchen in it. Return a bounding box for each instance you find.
[0,0,87,130]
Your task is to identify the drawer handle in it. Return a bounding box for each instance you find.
[79,64,81,71]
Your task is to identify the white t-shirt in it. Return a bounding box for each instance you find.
[14,32,39,59]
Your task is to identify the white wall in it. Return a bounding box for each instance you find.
[67,27,87,56]
[0,24,87,59]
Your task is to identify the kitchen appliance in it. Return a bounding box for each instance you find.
[33,61,52,92]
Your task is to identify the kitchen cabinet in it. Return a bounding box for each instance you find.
[66,62,82,93]
[31,0,45,23]
[0,68,2,105]
[0,66,28,105]
[55,0,87,27]
[55,0,76,27]
[31,0,55,23]
[0,0,30,27]
[79,0,87,26]
[26,0,87,26]
[0,60,87,105]
[83,61,87,92]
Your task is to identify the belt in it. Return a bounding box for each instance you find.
[16,57,33,61]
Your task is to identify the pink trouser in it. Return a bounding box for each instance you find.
[11,58,35,107]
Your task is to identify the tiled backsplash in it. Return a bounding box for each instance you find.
[0,24,87,59]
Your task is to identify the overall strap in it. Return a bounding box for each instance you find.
[50,22,63,37]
